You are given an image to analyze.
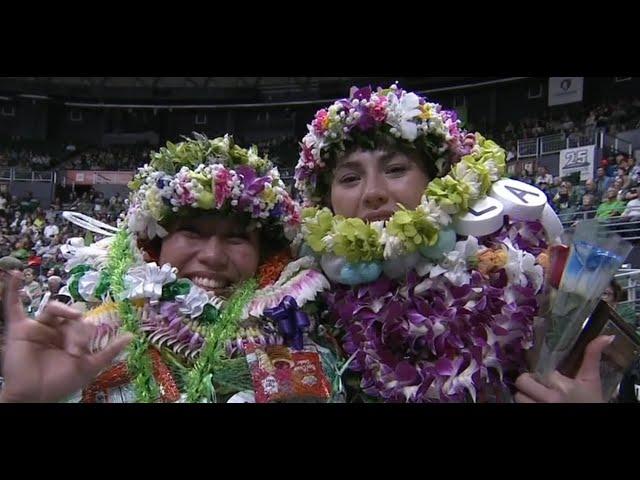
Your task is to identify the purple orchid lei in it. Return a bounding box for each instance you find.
[323,219,548,403]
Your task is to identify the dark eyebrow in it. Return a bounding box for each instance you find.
[378,151,402,165]
[333,160,364,173]
[334,151,405,173]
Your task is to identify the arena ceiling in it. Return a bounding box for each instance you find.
[0,76,513,103]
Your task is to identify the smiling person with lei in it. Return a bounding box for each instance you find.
[0,134,335,403]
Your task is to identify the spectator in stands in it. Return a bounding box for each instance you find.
[595,167,613,199]
[615,153,629,169]
[561,113,574,133]
[596,188,627,219]
[553,183,576,215]
[630,157,640,184]
[621,187,640,218]
[622,181,639,201]
[577,178,596,201]
[46,276,63,296]
[21,192,40,214]
[561,180,581,206]
[517,168,534,185]
[571,194,598,222]
[615,166,631,189]
[602,278,636,327]
[43,218,59,239]
[549,176,562,199]
[602,158,617,178]
[612,177,627,201]
[0,193,7,216]
[32,210,45,232]
[10,241,29,261]
[22,267,42,314]
[535,166,553,187]
[538,181,556,211]
[584,111,597,137]
[596,107,610,128]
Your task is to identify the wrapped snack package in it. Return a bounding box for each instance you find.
[245,343,331,403]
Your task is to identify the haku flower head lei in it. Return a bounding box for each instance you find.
[294,83,476,207]
[127,132,300,243]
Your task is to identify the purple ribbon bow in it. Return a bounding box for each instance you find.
[264,296,309,351]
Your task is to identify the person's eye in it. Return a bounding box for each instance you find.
[386,164,409,176]
[338,174,360,185]
[226,233,250,245]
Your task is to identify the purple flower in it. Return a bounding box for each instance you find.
[236,165,270,211]
[489,217,548,257]
[323,265,539,403]
[355,110,376,131]
[269,202,284,219]
[351,86,372,101]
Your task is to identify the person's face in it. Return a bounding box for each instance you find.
[607,188,618,200]
[158,214,261,298]
[537,167,544,175]
[618,168,626,177]
[24,271,33,283]
[585,179,596,191]
[602,287,615,305]
[614,179,623,190]
[47,268,54,277]
[582,197,592,208]
[597,168,606,178]
[559,186,568,195]
[330,149,430,221]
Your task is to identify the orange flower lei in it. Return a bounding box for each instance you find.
[257,250,292,288]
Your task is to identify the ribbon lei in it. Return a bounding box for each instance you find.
[264,296,310,350]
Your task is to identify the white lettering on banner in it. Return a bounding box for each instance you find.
[559,146,595,182]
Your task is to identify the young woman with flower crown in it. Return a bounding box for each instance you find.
[0,134,335,403]
[294,84,611,403]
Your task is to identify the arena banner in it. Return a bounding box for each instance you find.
[548,77,584,106]
[558,145,595,181]
[66,170,134,186]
